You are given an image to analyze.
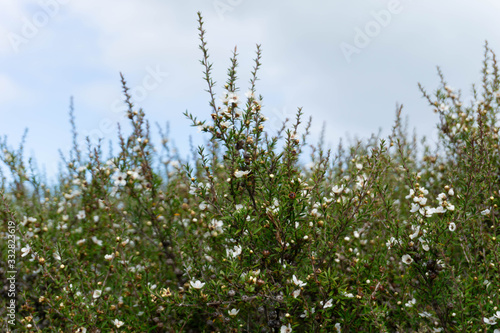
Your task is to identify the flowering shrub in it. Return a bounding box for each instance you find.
[1,13,499,332]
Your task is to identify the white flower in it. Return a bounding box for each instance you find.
[481,209,491,216]
[75,328,87,333]
[76,239,86,246]
[228,308,240,316]
[104,254,115,261]
[419,311,432,318]
[484,316,497,325]
[405,189,415,199]
[112,171,127,186]
[419,187,429,195]
[402,254,413,265]
[292,289,301,298]
[343,292,354,298]
[335,323,341,332]
[226,245,242,259]
[190,280,205,289]
[227,92,239,104]
[355,163,363,170]
[409,225,420,239]
[410,203,420,213]
[434,206,447,214]
[245,90,255,99]
[76,210,86,220]
[405,298,416,307]
[93,290,102,299]
[448,188,454,196]
[422,243,430,251]
[448,222,456,232]
[280,323,292,333]
[332,185,344,194]
[422,206,435,217]
[413,196,427,206]
[494,311,500,319]
[91,236,103,246]
[437,193,447,202]
[292,275,307,287]
[234,170,250,178]
[112,319,124,328]
[433,328,443,332]
[386,237,398,249]
[321,298,333,309]
[53,251,61,261]
[21,244,31,257]
[209,219,224,235]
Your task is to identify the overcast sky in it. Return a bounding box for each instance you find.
[1,0,499,177]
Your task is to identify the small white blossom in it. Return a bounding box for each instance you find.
[93,290,102,299]
[76,210,86,220]
[402,254,413,265]
[226,245,242,259]
[481,209,491,216]
[228,308,240,316]
[386,237,398,249]
[409,225,420,239]
[405,298,416,307]
[112,171,127,187]
[292,275,307,287]
[234,170,250,178]
[321,298,333,309]
[91,236,103,246]
[280,323,292,333]
[410,203,420,213]
[190,280,205,289]
[448,222,456,232]
[332,185,344,194]
[21,244,31,257]
[112,319,124,328]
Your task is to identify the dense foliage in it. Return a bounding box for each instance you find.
[1,13,499,333]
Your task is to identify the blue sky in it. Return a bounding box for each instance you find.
[1,0,499,177]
